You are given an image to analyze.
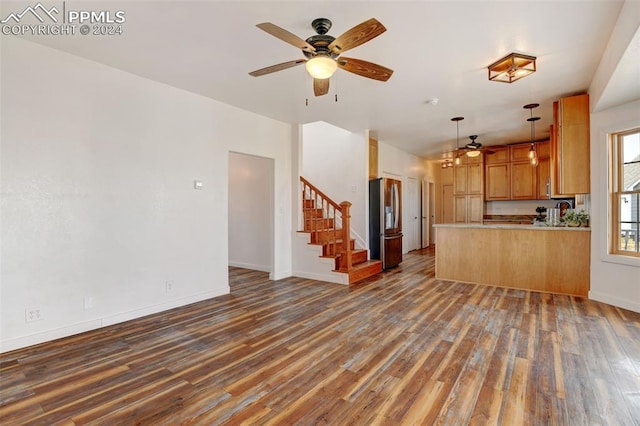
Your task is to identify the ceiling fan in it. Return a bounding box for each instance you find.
[452,135,495,159]
[249,17,393,96]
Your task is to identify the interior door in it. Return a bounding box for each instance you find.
[421,179,434,248]
[407,177,419,251]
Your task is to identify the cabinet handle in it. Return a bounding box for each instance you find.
[546,181,551,199]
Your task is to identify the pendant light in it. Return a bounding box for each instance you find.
[523,103,540,166]
[451,116,464,165]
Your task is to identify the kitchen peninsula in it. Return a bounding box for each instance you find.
[434,224,590,296]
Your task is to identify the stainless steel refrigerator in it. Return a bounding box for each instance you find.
[369,178,403,269]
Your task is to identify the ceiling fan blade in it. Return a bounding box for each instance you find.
[256,23,315,52]
[328,18,386,54]
[249,59,306,77]
[337,57,393,81]
[313,78,330,96]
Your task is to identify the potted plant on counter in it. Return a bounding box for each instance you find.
[562,209,590,227]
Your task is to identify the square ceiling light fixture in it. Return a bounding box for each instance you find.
[488,53,536,83]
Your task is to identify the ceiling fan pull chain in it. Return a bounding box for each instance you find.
[306,98,309,106]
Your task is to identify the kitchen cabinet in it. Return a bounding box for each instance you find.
[511,161,537,199]
[485,163,510,200]
[453,154,484,223]
[435,225,590,296]
[551,94,590,195]
[537,157,551,199]
[454,194,483,223]
[485,142,550,200]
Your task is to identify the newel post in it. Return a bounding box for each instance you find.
[340,201,352,271]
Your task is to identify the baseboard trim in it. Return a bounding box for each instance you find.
[228,261,271,273]
[589,290,640,313]
[1,288,228,354]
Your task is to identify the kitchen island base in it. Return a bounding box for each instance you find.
[435,225,590,296]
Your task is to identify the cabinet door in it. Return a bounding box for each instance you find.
[485,147,509,164]
[537,141,551,159]
[468,195,484,223]
[454,165,468,195]
[559,123,590,193]
[511,161,537,199]
[485,163,510,200]
[510,144,531,162]
[468,163,483,195]
[537,157,551,199]
[555,94,590,195]
[454,195,467,223]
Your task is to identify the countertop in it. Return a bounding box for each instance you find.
[434,223,591,231]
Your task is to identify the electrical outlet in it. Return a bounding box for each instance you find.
[165,281,174,292]
[25,307,42,323]
[84,296,94,310]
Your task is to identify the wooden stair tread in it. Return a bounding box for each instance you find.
[334,260,383,284]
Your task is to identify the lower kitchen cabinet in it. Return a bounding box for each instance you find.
[454,195,483,223]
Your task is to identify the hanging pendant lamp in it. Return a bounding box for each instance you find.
[451,116,464,165]
[523,103,540,166]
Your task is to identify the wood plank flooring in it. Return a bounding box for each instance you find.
[1,248,639,425]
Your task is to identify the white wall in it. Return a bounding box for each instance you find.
[0,38,293,352]
[378,141,426,253]
[301,121,367,244]
[228,152,273,273]
[586,1,640,313]
[589,99,640,313]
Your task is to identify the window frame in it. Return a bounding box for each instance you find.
[610,128,640,258]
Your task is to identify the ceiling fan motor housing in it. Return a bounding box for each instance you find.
[311,18,332,35]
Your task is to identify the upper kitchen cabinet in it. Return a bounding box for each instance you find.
[551,94,590,195]
[485,147,509,200]
[536,141,551,200]
[485,143,549,201]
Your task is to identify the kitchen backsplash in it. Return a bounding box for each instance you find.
[485,199,563,215]
[486,195,591,216]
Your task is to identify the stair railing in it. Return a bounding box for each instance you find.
[300,177,353,271]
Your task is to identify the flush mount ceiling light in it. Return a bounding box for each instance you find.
[305,54,338,79]
[441,159,454,169]
[488,53,536,83]
[523,103,540,166]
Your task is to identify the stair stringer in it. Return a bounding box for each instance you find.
[292,232,349,285]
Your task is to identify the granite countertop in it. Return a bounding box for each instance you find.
[482,214,537,223]
[434,223,590,231]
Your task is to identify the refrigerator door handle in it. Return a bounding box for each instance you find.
[393,182,400,229]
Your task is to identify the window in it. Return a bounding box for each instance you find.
[611,128,640,256]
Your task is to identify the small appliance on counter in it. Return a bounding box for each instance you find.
[534,206,547,226]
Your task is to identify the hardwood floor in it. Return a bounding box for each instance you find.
[1,248,639,425]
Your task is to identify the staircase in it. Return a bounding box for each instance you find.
[299,177,382,284]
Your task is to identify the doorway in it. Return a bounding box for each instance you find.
[422,179,435,247]
[406,177,420,252]
[228,152,274,273]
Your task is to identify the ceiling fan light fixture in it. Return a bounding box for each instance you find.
[466,150,481,158]
[305,55,338,79]
[488,53,536,83]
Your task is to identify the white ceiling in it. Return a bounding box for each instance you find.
[3,0,636,159]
